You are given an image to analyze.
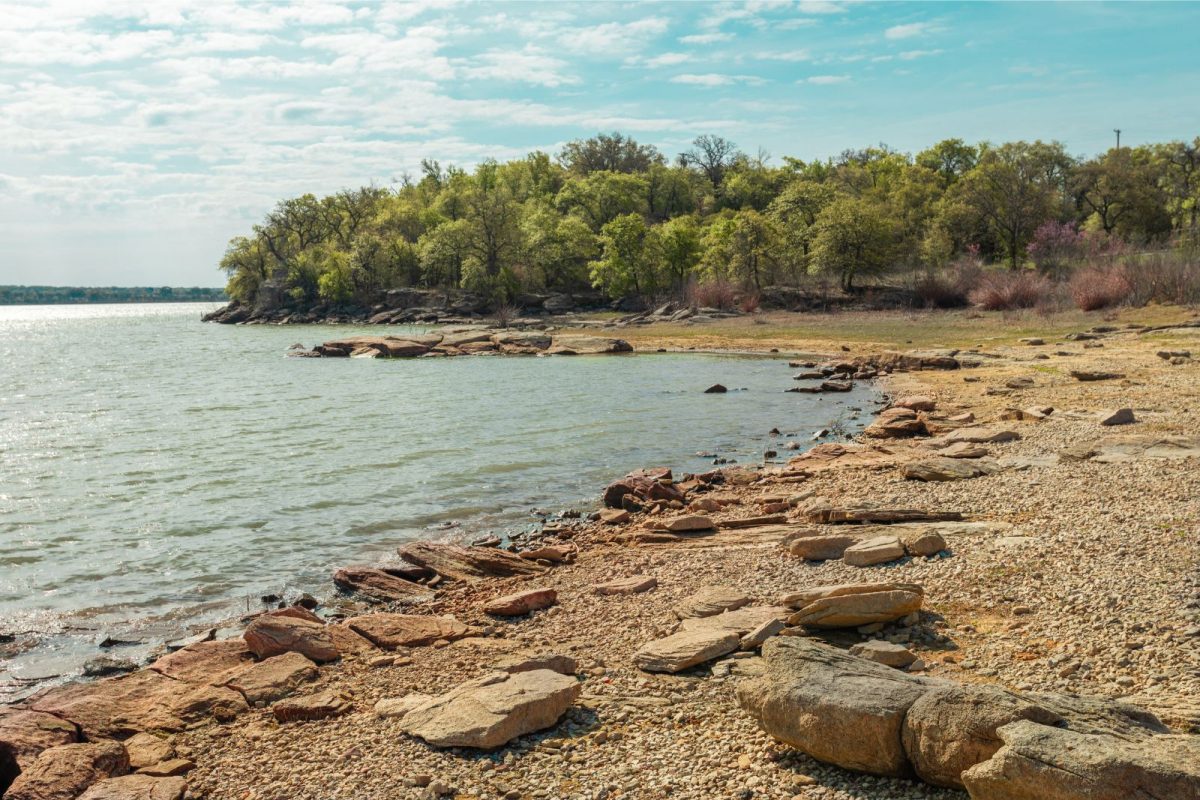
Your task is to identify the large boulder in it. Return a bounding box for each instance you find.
[242,616,339,663]
[736,638,935,777]
[545,336,632,355]
[345,613,468,649]
[633,629,741,674]
[399,670,580,749]
[332,566,435,604]
[148,639,255,685]
[842,536,906,567]
[602,469,683,509]
[4,741,129,800]
[788,533,861,561]
[961,720,1200,800]
[901,685,1063,788]
[863,407,927,439]
[783,583,924,629]
[396,542,545,582]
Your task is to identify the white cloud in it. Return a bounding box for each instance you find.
[885,22,935,40]
[899,49,942,60]
[559,17,668,54]
[459,48,578,87]
[679,32,735,44]
[671,73,766,87]
[804,74,850,84]
[797,1,848,13]
[755,49,812,62]
[644,52,693,67]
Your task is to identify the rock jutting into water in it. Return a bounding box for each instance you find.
[291,330,633,359]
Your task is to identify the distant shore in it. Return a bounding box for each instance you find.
[0,286,226,305]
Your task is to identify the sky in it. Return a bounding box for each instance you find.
[1,1,1198,287]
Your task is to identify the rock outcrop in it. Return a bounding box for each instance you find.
[633,629,741,674]
[782,583,924,628]
[396,542,545,582]
[344,614,469,649]
[332,566,435,604]
[242,617,339,663]
[4,741,129,800]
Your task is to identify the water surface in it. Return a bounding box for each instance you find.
[0,303,874,690]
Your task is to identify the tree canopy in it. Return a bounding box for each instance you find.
[219,132,1200,309]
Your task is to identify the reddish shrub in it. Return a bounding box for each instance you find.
[738,292,761,313]
[687,279,737,310]
[1070,267,1132,311]
[968,271,1053,311]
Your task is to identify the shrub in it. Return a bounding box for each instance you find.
[687,279,737,310]
[968,271,1053,311]
[738,292,761,313]
[1027,221,1083,277]
[1124,250,1200,306]
[1069,267,1133,311]
[913,259,984,309]
[492,302,519,327]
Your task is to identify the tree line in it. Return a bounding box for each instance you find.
[219,132,1200,309]
[0,285,226,305]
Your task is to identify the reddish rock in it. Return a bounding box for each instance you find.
[272,690,353,723]
[0,710,78,776]
[325,624,379,656]
[345,614,469,649]
[396,542,545,582]
[121,734,172,772]
[483,589,558,616]
[148,639,255,685]
[4,741,128,800]
[266,606,324,624]
[592,575,657,596]
[30,671,247,739]
[226,652,318,705]
[333,566,435,604]
[78,775,185,800]
[242,616,339,663]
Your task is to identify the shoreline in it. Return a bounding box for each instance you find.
[3,308,1199,800]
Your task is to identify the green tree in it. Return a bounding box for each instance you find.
[810,197,895,291]
[589,213,660,299]
[652,214,703,289]
[555,171,649,231]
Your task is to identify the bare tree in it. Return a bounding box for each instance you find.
[681,134,741,190]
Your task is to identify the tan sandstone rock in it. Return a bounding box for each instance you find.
[671,586,752,620]
[633,629,741,673]
[345,614,469,649]
[483,588,558,616]
[242,616,339,663]
[77,775,186,800]
[4,741,129,800]
[842,536,906,567]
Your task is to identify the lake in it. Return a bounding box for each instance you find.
[0,303,876,693]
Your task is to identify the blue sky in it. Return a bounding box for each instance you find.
[1,0,1198,286]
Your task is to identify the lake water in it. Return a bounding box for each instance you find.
[0,303,876,693]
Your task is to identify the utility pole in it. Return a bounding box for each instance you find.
[1114,128,1121,151]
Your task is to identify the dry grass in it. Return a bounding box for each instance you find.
[586,305,1198,354]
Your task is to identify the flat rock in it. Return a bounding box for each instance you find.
[1071,370,1124,381]
[850,640,917,668]
[663,515,716,532]
[891,395,936,411]
[397,542,545,582]
[121,734,173,771]
[148,639,255,685]
[4,741,129,800]
[961,720,1200,800]
[226,652,317,705]
[598,509,630,525]
[903,457,1000,482]
[784,583,924,629]
[938,426,1020,445]
[672,586,751,620]
[272,689,353,723]
[591,575,657,595]
[30,670,247,739]
[863,407,927,439]
[332,566,435,604]
[803,501,963,525]
[938,442,989,458]
[545,335,632,356]
[242,616,339,663]
[788,533,861,561]
[483,588,557,616]
[740,618,786,650]
[134,759,192,778]
[345,614,469,649]
[399,669,581,749]
[492,652,578,676]
[633,629,741,673]
[77,775,186,800]
[843,536,906,567]
[679,606,790,636]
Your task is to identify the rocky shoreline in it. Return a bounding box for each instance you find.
[3,323,1199,800]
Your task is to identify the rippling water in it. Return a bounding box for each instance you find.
[0,303,875,689]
